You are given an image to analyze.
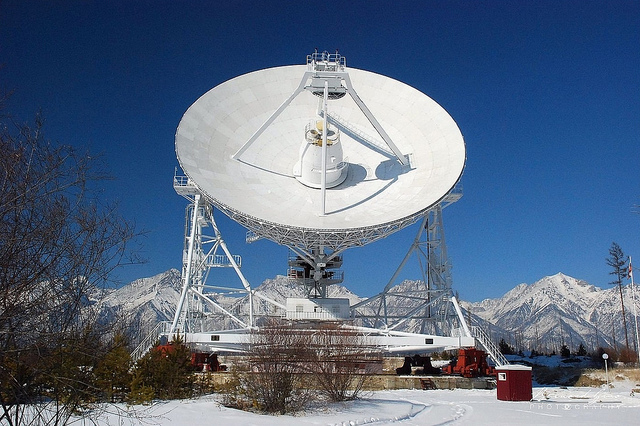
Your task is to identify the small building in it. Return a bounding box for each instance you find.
[285,297,351,320]
[495,364,532,401]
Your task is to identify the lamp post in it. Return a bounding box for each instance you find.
[602,353,609,390]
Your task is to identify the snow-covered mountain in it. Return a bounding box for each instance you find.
[463,272,639,353]
[97,270,639,354]
[93,270,365,345]
[94,269,183,343]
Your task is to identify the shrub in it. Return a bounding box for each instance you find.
[234,321,312,414]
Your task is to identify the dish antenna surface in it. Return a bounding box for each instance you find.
[175,51,465,298]
[176,51,464,245]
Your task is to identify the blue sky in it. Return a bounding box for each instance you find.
[1,1,639,302]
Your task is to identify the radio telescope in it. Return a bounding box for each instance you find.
[147,51,506,361]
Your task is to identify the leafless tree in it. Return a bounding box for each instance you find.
[606,242,630,353]
[222,320,379,413]
[0,112,142,425]
[239,320,312,414]
[305,323,378,402]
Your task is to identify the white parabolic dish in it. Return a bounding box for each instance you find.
[175,65,465,246]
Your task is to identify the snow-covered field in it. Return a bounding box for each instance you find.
[87,382,640,426]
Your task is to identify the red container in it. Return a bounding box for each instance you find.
[496,365,532,401]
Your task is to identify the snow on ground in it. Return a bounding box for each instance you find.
[85,382,640,426]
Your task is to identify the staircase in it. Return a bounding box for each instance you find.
[471,325,509,367]
[131,321,172,362]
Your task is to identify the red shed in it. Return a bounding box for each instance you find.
[495,365,532,401]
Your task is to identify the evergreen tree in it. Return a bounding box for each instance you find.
[499,338,513,355]
[576,343,587,356]
[95,333,133,402]
[129,337,194,403]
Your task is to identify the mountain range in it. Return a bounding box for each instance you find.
[94,270,640,354]
[463,272,640,354]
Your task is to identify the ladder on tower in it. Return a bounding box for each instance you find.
[471,325,509,367]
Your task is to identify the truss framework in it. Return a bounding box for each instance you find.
[214,200,426,254]
[171,174,255,334]
[167,172,475,355]
[350,190,465,335]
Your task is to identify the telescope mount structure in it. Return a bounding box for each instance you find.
[148,51,498,358]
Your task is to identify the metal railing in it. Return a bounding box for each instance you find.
[246,230,261,243]
[206,253,241,268]
[173,174,200,195]
[284,310,350,321]
[131,321,172,362]
[471,325,509,366]
[307,50,346,70]
[181,253,242,268]
[173,175,189,187]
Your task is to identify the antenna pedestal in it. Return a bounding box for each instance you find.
[170,174,253,334]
